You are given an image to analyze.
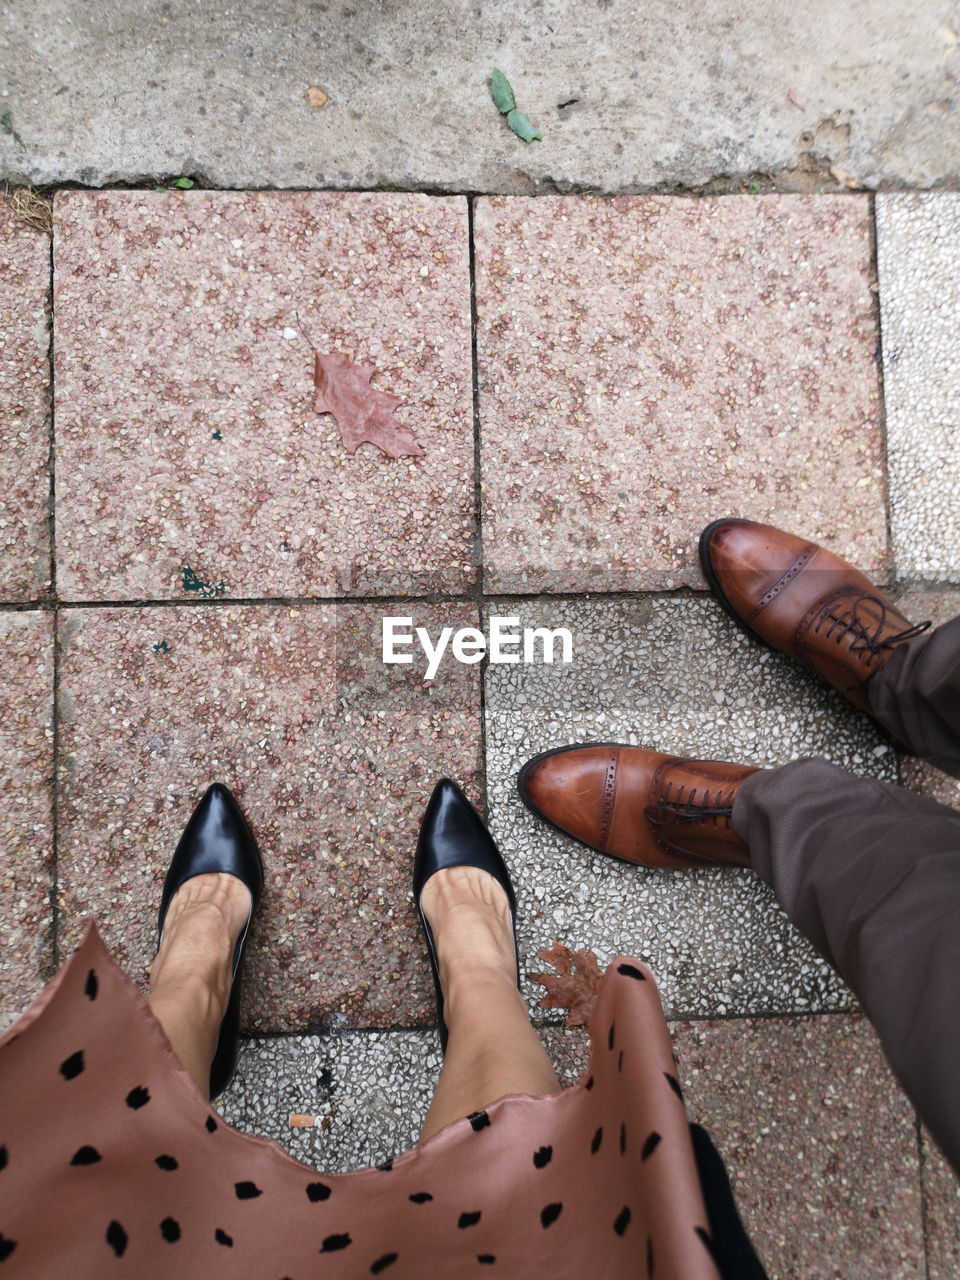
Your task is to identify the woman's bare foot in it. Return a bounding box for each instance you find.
[149,873,253,1025]
[419,866,518,1022]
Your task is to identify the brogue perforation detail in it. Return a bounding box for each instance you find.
[598,753,619,851]
[757,545,817,610]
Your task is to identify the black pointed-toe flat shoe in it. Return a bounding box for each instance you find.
[156,782,264,1101]
[413,778,520,1055]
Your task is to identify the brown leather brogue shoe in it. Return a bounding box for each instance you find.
[699,518,931,712]
[517,744,758,869]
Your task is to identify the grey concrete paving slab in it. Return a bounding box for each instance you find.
[2,2,960,193]
[878,194,960,582]
[483,596,898,1019]
[673,1015,925,1280]
[220,1027,589,1171]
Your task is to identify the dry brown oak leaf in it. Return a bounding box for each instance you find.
[529,940,604,1027]
[311,350,425,459]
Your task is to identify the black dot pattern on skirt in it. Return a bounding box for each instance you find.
[106,1221,128,1257]
[533,1145,552,1169]
[370,1253,399,1274]
[84,969,99,1000]
[377,1159,394,1172]
[409,1192,433,1204]
[477,1256,496,1266]
[215,1228,233,1247]
[616,963,646,981]
[608,1024,616,1050]
[0,1145,6,1170]
[155,1154,178,1171]
[641,1132,661,1161]
[458,1211,481,1229]
[468,1111,490,1132]
[591,1127,603,1155]
[584,1075,594,1091]
[619,1123,627,1155]
[664,1072,684,1102]
[320,1233,352,1253]
[205,1116,218,1133]
[60,1050,84,1080]
[125,1086,150,1109]
[306,1181,332,1202]
[0,1234,16,1262]
[695,1225,719,1262]
[613,1206,631,1236]
[70,1145,102,1165]
[540,1203,563,1229]
[618,1050,624,1073]
[160,1217,180,1243]
[235,1181,262,1199]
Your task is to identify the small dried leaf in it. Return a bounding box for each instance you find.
[310,349,424,459]
[289,1114,317,1127]
[305,86,330,108]
[490,67,516,114]
[828,164,859,190]
[529,941,604,1027]
[506,108,543,143]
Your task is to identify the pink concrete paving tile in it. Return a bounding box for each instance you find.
[894,588,960,811]
[672,1015,923,1280]
[55,602,482,1032]
[922,1129,960,1280]
[0,200,50,599]
[0,611,54,1031]
[53,190,473,600]
[476,195,887,593]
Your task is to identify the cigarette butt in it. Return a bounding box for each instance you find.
[289,1114,318,1128]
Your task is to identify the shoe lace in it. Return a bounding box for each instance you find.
[812,595,930,670]
[645,781,737,829]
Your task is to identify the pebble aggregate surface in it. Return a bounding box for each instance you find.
[53,190,475,600]
[0,202,50,598]
[878,194,960,583]
[0,612,55,1030]
[54,602,482,1031]
[673,1014,924,1280]
[476,194,887,592]
[922,1128,960,1280]
[483,595,897,1019]
[1,186,958,1275]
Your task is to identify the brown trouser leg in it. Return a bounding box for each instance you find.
[868,613,960,778]
[734,761,960,1174]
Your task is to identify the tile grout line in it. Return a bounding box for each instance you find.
[466,195,491,809]
[870,192,905,792]
[2,576,958,615]
[45,211,61,971]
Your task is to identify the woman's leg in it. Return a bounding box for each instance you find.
[147,872,252,1096]
[418,866,561,1143]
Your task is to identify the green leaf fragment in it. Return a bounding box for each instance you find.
[173,177,194,188]
[490,68,516,114]
[506,109,542,143]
